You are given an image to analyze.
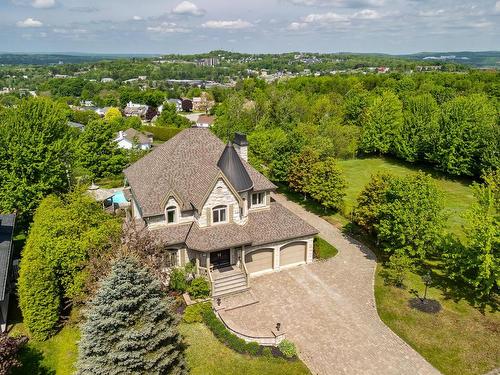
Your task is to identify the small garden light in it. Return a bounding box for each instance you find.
[217,297,221,306]
[276,322,281,331]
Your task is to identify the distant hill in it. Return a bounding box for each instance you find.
[0,53,158,66]
[400,51,500,68]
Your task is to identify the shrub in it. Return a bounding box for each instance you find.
[18,256,60,341]
[278,339,297,358]
[188,277,211,299]
[142,126,182,142]
[183,302,210,324]
[201,306,260,355]
[313,236,338,259]
[169,268,188,292]
[262,346,273,358]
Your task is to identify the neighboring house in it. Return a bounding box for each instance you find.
[192,92,215,112]
[115,128,153,150]
[101,77,114,83]
[124,129,318,296]
[95,107,111,117]
[68,121,85,132]
[167,99,183,112]
[196,114,215,128]
[124,102,149,118]
[0,214,16,333]
[181,98,193,112]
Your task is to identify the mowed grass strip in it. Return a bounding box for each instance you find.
[180,323,311,375]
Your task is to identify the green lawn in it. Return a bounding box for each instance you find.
[337,156,475,236]
[9,306,79,375]
[180,323,311,375]
[375,262,499,375]
[313,236,338,259]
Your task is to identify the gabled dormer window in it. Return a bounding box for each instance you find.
[166,206,177,224]
[212,205,227,224]
[251,192,266,207]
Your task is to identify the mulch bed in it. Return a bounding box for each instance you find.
[408,298,442,314]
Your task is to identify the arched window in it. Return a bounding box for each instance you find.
[212,205,227,223]
[166,206,176,224]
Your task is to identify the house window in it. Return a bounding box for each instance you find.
[165,249,178,267]
[166,206,176,224]
[212,205,227,223]
[251,192,266,207]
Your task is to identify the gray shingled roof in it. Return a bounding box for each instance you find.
[0,214,16,301]
[121,128,152,145]
[149,202,318,252]
[124,128,276,217]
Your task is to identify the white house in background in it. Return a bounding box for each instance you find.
[101,77,114,83]
[114,128,153,150]
[196,114,215,128]
[167,98,183,112]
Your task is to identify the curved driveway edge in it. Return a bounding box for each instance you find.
[220,193,440,374]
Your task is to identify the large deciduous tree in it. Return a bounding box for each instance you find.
[360,91,403,154]
[433,94,498,176]
[75,120,127,180]
[307,157,346,211]
[376,172,446,258]
[77,257,187,375]
[444,170,499,300]
[0,97,73,220]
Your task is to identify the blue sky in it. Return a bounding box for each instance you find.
[0,0,499,54]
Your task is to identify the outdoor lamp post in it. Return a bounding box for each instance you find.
[276,322,281,332]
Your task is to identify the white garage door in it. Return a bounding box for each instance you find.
[245,248,273,274]
[280,242,307,267]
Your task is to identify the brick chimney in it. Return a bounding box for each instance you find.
[233,133,248,162]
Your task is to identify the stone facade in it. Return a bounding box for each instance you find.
[198,179,245,227]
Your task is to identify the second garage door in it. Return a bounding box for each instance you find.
[245,248,273,274]
[280,242,307,267]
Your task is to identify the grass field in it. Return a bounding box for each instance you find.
[180,323,311,375]
[375,262,499,375]
[337,157,475,236]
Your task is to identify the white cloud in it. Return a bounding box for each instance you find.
[287,21,308,30]
[418,9,445,17]
[32,0,55,8]
[132,16,143,21]
[53,28,87,34]
[16,17,43,27]
[303,12,350,24]
[352,9,380,19]
[147,22,190,33]
[286,0,384,7]
[495,1,500,13]
[172,1,205,16]
[202,19,253,29]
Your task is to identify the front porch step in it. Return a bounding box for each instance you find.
[212,269,248,297]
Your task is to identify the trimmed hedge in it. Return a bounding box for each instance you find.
[142,126,182,142]
[200,304,263,355]
[313,236,338,259]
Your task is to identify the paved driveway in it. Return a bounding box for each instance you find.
[219,194,439,375]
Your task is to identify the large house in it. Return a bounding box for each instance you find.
[124,128,318,296]
[0,213,16,332]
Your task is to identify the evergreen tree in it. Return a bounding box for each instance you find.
[77,257,187,375]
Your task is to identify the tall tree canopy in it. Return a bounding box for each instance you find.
[77,257,187,375]
[0,97,73,220]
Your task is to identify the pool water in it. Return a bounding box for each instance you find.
[112,191,127,204]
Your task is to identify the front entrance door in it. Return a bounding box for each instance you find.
[211,249,230,269]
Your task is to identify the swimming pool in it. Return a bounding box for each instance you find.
[112,191,127,204]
